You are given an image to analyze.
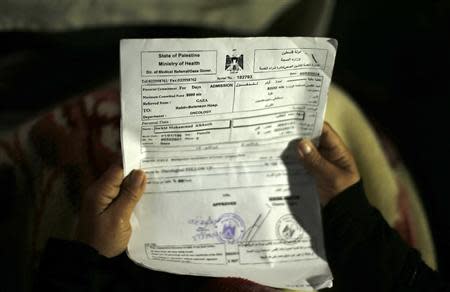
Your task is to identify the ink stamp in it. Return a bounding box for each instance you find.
[276,214,303,243]
[216,213,245,244]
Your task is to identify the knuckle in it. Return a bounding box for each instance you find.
[121,185,140,202]
[315,156,327,169]
[308,153,323,168]
[112,215,128,227]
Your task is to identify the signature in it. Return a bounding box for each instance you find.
[188,216,219,241]
[187,216,218,226]
[241,207,271,244]
[193,231,219,241]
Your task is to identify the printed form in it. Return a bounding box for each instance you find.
[120,37,337,290]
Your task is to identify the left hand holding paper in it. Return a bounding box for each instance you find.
[75,165,147,257]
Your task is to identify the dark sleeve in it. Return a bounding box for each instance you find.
[35,238,112,292]
[322,181,450,292]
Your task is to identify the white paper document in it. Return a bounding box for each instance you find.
[120,37,337,290]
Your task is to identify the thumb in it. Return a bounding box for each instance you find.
[110,170,147,219]
[298,139,339,178]
[84,164,124,213]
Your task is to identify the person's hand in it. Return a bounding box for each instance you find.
[75,165,147,258]
[297,122,360,206]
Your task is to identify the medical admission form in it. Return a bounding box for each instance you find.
[121,37,337,290]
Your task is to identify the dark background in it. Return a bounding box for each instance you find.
[1,0,449,287]
[328,0,450,279]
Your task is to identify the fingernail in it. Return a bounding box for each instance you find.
[140,173,148,189]
[298,141,312,157]
[130,169,144,188]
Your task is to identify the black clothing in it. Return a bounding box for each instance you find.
[322,182,449,292]
[36,181,450,291]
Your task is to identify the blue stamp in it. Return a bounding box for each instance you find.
[216,213,245,244]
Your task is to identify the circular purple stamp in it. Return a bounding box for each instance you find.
[276,214,303,243]
[216,213,245,244]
